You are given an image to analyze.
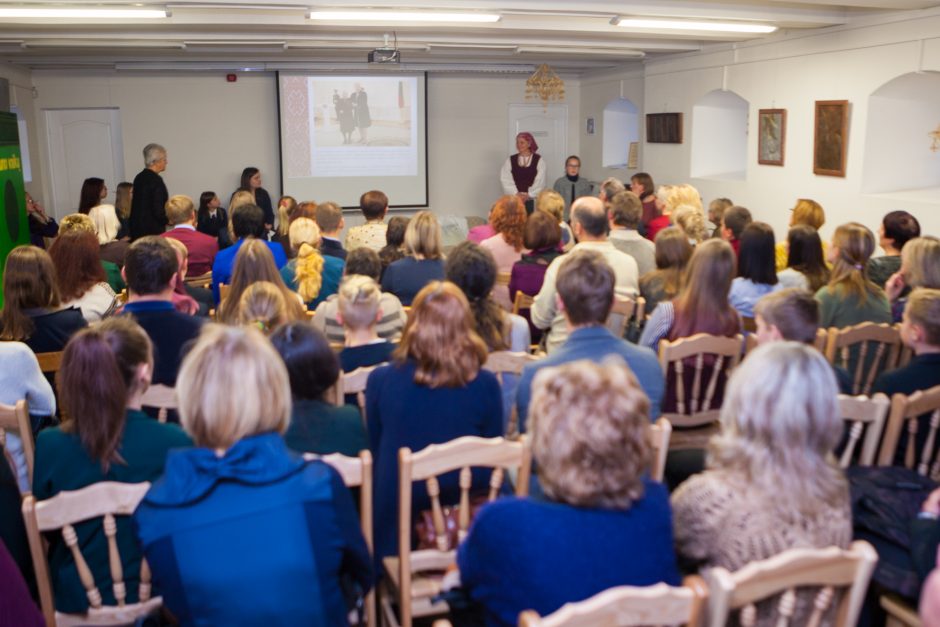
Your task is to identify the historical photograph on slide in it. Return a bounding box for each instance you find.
[309,77,414,148]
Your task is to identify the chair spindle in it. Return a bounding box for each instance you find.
[103,513,126,606]
[775,588,797,627]
[919,410,940,477]
[488,467,504,502]
[740,604,757,627]
[840,421,864,468]
[906,418,919,470]
[63,523,103,609]
[703,355,725,411]
[690,353,704,414]
[675,360,686,415]
[863,344,886,395]
[425,476,448,551]
[139,557,152,601]
[458,467,472,542]
[805,586,834,627]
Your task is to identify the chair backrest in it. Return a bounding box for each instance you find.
[22,481,161,627]
[815,328,828,353]
[838,394,890,467]
[219,283,230,303]
[139,384,177,424]
[396,436,532,627]
[329,365,382,423]
[657,333,743,442]
[704,540,878,627]
[35,351,64,374]
[496,271,511,288]
[512,291,535,316]
[484,351,539,436]
[648,417,672,484]
[0,399,33,486]
[184,271,213,289]
[518,576,708,627]
[304,450,376,627]
[825,322,901,396]
[877,384,940,475]
[605,295,645,339]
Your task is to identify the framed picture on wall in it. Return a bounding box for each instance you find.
[813,100,849,177]
[757,108,786,166]
[586,117,595,135]
[646,112,683,143]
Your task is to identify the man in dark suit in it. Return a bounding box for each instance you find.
[160,194,219,277]
[129,143,169,240]
[122,237,204,388]
[315,201,347,260]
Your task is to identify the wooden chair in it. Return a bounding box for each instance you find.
[881,594,921,627]
[877,384,940,475]
[837,394,890,467]
[704,540,878,627]
[35,351,64,374]
[745,328,828,356]
[606,295,645,339]
[330,365,383,428]
[496,271,511,288]
[484,350,539,436]
[0,399,33,485]
[22,481,162,627]
[741,316,757,334]
[184,271,213,289]
[218,283,230,304]
[382,436,532,627]
[139,384,176,424]
[512,291,535,316]
[648,417,672,483]
[825,322,901,396]
[517,576,707,627]
[657,333,744,450]
[304,450,376,627]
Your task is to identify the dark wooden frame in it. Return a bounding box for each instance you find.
[757,108,786,166]
[646,112,683,144]
[813,100,849,177]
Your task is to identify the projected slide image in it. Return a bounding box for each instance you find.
[310,78,413,148]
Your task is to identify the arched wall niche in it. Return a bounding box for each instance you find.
[602,98,639,168]
[690,89,748,181]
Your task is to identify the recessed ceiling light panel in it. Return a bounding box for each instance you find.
[308,10,500,23]
[614,17,776,34]
[0,7,167,18]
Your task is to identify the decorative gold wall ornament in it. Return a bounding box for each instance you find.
[525,64,565,108]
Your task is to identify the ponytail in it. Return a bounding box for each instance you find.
[295,242,325,303]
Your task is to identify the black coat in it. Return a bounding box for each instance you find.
[129,168,168,240]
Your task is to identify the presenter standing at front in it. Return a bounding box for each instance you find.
[500,132,545,214]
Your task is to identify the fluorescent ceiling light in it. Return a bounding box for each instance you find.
[308,10,500,23]
[0,7,167,18]
[516,46,644,58]
[614,18,776,34]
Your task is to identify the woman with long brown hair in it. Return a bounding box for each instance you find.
[816,222,891,328]
[640,238,740,352]
[365,281,503,564]
[640,226,693,316]
[0,245,87,352]
[32,317,192,613]
[216,239,306,324]
[481,195,528,309]
[48,230,118,322]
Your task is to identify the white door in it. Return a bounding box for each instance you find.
[508,104,568,189]
[44,108,124,218]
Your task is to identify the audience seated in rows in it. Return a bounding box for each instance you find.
[378,215,408,278]
[868,210,921,289]
[381,211,446,306]
[774,198,826,271]
[313,247,407,343]
[280,217,343,309]
[315,201,347,261]
[639,226,692,316]
[337,275,397,373]
[728,222,782,319]
[671,341,851,625]
[518,250,663,430]
[48,229,119,322]
[211,202,287,302]
[884,236,940,322]
[608,190,656,277]
[134,324,372,624]
[817,222,891,328]
[160,194,218,277]
[509,210,562,343]
[345,189,389,252]
[365,281,503,565]
[532,196,639,354]
[459,358,680,625]
[33,317,192,613]
[271,321,367,457]
[480,195,527,310]
[778,224,829,291]
[121,237,204,387]
[217,239,306,325]
[0,245,87,353]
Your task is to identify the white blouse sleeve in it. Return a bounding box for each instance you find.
[500,157,518,195]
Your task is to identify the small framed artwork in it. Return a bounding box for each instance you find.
[586,117,595,135]
[627,142,639,169]
[813,100,849,177]
[646,113,683,143]
[757,108,786,166]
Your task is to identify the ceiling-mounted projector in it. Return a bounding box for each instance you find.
[368,47,400,63]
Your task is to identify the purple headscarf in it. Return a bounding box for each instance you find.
[516,132,539,153]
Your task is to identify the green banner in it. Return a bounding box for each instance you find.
[0,111,28,309]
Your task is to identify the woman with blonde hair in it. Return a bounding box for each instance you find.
[134,324,372,625]
[459,358,680,625]
[672,205,708,245]
[279,217,343,309]
[536,189,574,251]
[217,239,305,324]
[815,222,891,328]
[366,281,502,563]
[672,342,850,625]
[481,195,529,309]
[640,226,693,316]
[272,195,297,256]
[775,198,826,270]
[114,182,133,239]
[381,210,446,305]
[237,281,289,333]
[884,236,940,322]
[647,184,702,243]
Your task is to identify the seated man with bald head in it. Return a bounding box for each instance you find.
[531,196,639,353]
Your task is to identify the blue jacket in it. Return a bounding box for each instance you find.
[211,238,288,302]
[516,326,664,431]
[134,433,372,626]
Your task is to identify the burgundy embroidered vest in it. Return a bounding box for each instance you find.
[510,153,540,193]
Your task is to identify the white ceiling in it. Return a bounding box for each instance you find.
[0,0,938,73]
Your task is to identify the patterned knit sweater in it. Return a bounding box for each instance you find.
[671,470,852,626]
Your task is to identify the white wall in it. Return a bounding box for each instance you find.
[689,90,748,180]
[578,68,644,187]
[638,8,940,243]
